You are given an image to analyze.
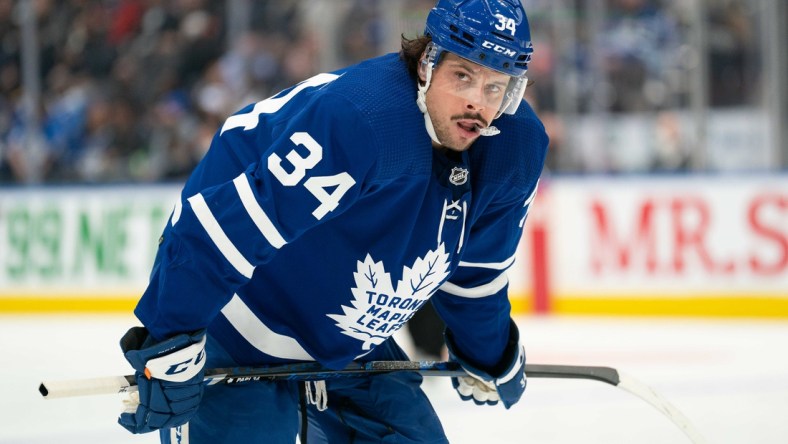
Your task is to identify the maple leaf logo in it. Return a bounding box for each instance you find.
[327,244,451,351]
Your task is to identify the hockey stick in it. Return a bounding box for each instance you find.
[38,361,608,398]
[39,361,705,443]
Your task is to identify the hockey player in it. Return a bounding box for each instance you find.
[118,0,547,442]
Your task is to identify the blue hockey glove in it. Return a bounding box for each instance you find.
[446,320,526,409]
[118,326,206,434]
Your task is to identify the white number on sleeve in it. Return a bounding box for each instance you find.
[304,173,356,219]
[220,73,339,134]
[268,132,323,186]
[268,132,356,220]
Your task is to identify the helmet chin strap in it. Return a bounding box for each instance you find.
[417,62,500,146]
[416,65,442,145]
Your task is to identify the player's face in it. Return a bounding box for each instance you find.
[422,53,510,152]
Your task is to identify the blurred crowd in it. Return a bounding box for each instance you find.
[0,0,768,184]
[525,0,762,173]
[0,0,322,183]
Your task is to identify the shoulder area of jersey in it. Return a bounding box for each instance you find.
[320,54,419,111]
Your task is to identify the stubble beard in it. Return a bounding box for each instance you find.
[432,118,475,152]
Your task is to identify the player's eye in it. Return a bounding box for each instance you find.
[455,71,472,83]
[486,84,504,96]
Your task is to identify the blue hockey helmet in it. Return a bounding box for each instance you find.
[423,0,533,116]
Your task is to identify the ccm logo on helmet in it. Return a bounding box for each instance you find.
[481,41,516,58]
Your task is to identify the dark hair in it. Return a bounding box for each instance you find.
[399,34,432,79]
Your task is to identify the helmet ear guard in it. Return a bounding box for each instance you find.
[418,42,439,81]
[416,43,441,144]
[417,55,429,83]
[500,76,528,116]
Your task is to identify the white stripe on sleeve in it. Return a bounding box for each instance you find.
[439,272,509,298]
[232,173,287,249]
[171,199,182,226]
[519,180,540,228]
[187,194,255,279]
[496,346,525,385]
[458,253,516,270]
[221,294,314,361]
[524,180,539,207]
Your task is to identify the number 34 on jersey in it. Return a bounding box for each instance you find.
[268,132,355,220]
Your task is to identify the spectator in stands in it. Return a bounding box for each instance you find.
[599,0,680,112]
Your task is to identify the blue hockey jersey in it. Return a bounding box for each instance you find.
[134,53,548,371]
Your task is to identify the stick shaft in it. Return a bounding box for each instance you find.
[39,361,618,399]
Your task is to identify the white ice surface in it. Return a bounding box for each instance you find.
[2,314,787,443]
